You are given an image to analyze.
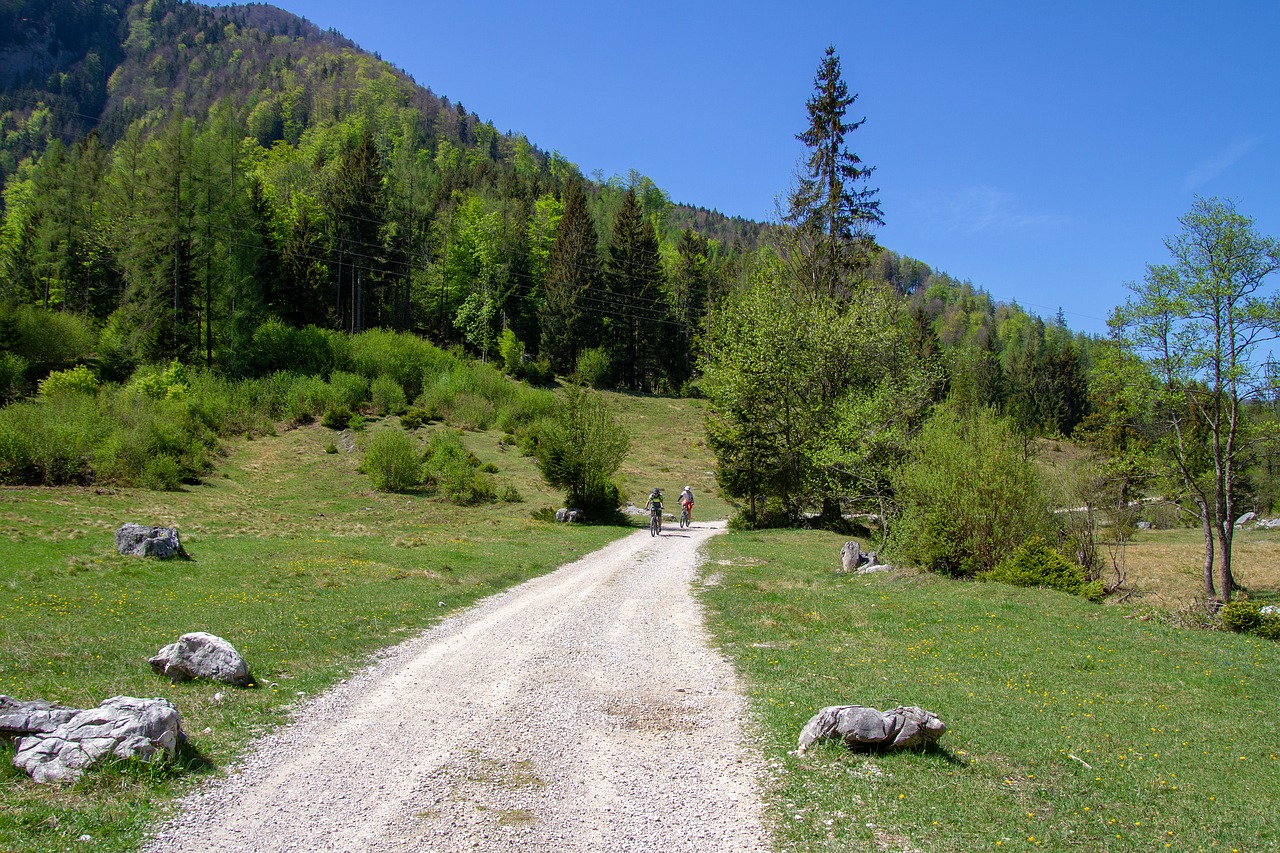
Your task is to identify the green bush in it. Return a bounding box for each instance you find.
[359,429,423,493]
[890,403,1051,575]
[328,371,369,410]
[499,484,523,503]
[0,351,28,400]
[321,406,352,430]
[282,374,333,424]
[498,328,525,375]
[349,329,450,400]
[532,387,628,521]
[1219,600,1280,641]
[370,375,408,416]
[980,537,1104,602]
[141,453,183,491]
[1220,600,1263,634]
[480,462,499,474]
[574,347,611,389]
[521,358,555,387]
[423,431,494,505]
[129,360,189,400]
[0,303,97,378]
[37,365,99,397]
[495,387,557,434]
[248,320,339,377]
[400,408,429,430]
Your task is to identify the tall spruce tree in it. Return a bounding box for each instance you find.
[605,189,667,391]
[539,179,601,373]
[786,45,882,298]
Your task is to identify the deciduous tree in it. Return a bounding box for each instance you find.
[1111,197,1280,600]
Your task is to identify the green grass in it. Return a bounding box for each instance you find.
[0,411,650,852]
[607,391,732,521]
[699,529,1279,852]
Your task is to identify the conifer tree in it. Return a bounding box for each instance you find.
[787,45,882,298]
[539,179,601,373]
[605,189,667,391]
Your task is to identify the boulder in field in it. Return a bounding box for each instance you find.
[839,541,890,574]
[0,695,79,737]
[10,696,184,784]
[149,632,252,686]
[797,704,946,754]
[115,524,188,559]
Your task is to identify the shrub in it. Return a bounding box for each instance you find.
[423,431,494,505]
[359,429,423,493]
[1220,600,1263,634]
[325,443,338,454]
[480,462,499,474]
[349,329,450,400]
[321,406,352,430]
[129,360,189,400]
[532,387,628,521]
[38,365,99,398]
[0,303,97,378]
[890,402,1051,575]
[0,351,28,400]
[282,375,333,424]
[980,537,1104,602]
[495,387,557,434]
[498,328,525,375]
[399,408,429,430]
[328,371,369,410]
[141,453,183,491]
[370,375,408,416]
[574,347,611,389]
[248,320,339,377]
[499,484,523,503]
[521,358,555,387]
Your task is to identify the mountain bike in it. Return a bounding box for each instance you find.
[649,506,662,536]
[679,504,690,528]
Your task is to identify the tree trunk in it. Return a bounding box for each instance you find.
[1198,497,1216,600]
[1216,520,1236,601]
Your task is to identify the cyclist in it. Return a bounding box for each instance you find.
[645,488,664,534]
[678,486,694,526]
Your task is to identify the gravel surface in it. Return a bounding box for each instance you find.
[142,521,768,852]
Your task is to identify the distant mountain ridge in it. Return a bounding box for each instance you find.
[0,0,767,249]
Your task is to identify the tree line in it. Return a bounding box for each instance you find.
[701,46,1280,605]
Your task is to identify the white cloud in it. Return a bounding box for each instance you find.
[1182,136,1261,192]
[909,186,1068,236]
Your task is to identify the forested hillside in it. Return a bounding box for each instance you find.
[0,0,1094,401]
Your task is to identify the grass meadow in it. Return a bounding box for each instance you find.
[3,385,1277,852]
[698,528,1280,852]
[0,392,723,852]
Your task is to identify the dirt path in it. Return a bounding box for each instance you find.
[142,521,768,852]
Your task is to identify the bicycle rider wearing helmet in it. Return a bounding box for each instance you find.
[645,488,664,515]
[679,486,694,521]
[645,488,664,532]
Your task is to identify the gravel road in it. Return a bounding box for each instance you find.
[142,520,768,852]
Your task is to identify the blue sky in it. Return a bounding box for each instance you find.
[219,1,1280,335]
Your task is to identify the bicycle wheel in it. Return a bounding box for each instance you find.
[650,514,658,536]
[680,508,689,528]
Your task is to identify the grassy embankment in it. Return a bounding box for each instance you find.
[0,390,719,852]
[699,528,1279,852]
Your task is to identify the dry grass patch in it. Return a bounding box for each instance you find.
[1112,527,1280,606]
